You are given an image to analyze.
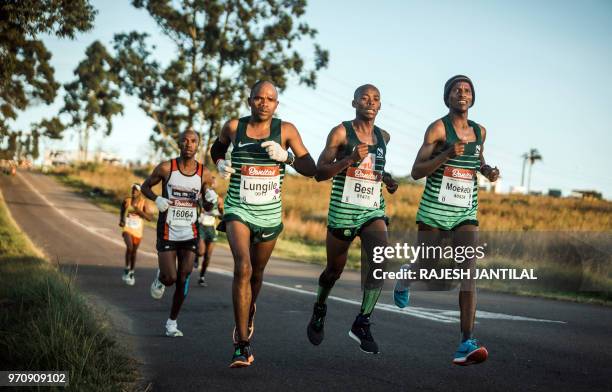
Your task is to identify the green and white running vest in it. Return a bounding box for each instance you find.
[327,121,387,229]
[416,115,482,230]
[223,116,285,228]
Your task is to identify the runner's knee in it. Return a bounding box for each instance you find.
[159,272,176,286]
[250,268,264,285]
[234,260,252,282]
[319,268,341,287]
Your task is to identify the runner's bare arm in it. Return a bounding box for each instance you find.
[381,129,391,145]
[281,121,316,177]
[137,201,154,221]
[378,129,398,193]
[218,197,224,215]
[200,166,213,195]
[315,124,366,182]
[119,199,127,227]
[477,125,499,182]
[411,120,463,180]
[141,161,171,202]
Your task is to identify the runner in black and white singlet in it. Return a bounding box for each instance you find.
[306,84,399,354]
[210,81,317,368]
[396,75,499,366]
[141,129,211,337]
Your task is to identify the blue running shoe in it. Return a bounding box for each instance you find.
[393,281,410,308]
[453,338,488,366]
[393,264,411,308]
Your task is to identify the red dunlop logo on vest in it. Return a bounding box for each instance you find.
[242,165,280,176]
[444,166,474,180]
[348,167,382,181]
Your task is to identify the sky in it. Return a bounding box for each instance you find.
[12,0,612,198]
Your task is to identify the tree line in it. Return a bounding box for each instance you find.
[0,0,328,163]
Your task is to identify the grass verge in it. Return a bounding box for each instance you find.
[0,189,138,391]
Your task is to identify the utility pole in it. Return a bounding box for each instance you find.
[521,148,542,193]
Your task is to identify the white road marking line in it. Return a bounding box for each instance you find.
[17,172,567,325]
[207,268,565,324]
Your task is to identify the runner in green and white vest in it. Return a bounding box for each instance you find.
[306,84,399,355]
[397,75,499,366]
[210,81,317,368]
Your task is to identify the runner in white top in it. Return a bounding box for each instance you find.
[141,129,212,337]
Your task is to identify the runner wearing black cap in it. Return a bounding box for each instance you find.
[394,75,499,365]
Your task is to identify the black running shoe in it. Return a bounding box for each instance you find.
[349,314,379,354]
[229,341,254,368]
[307,302,327,345]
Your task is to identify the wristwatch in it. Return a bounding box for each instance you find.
[480,164,492,175]
[285,152,295,166]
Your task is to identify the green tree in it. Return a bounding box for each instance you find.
[61,41,124,161]
[0,0,97,147]
[114,0,328,162]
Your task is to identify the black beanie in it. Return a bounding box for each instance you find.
[444,75,475,107]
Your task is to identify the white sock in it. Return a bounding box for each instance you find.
[396,264,412,289]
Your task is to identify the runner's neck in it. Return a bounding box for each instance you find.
[248,117,274,134]
[449,111,469,130]
[176,157,198,174]
[352,118,376,135]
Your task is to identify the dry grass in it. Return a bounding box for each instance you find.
[280,175,612,242]
[51,164,612,242]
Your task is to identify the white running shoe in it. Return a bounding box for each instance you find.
[126,271,135,286]
[150,270,165,299]
[122,269,129,283]
[198,276,207,287]
[165,319,183,337]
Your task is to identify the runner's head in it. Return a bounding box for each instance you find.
[178,128,199,159]
[248,80,279,122]
[131,183,141,198]
[352,84,381,121]
[444,75,475,112]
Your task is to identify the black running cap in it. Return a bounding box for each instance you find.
[444,75,475,108]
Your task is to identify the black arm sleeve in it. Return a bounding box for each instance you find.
[210,138,230,163]
[293,153,317,177]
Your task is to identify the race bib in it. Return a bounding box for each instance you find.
[126,215,142,229]
[438,166,474,208]
[341,167,382,208]
[240,165,281,205]
[200,213,216,226]
[167,199,197,227]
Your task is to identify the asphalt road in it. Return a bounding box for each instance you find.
[1,171,611,391]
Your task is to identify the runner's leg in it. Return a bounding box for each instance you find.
[227,220,253,342]
[249,239,276,305]
[122,232,133,270]
[317,231,352,305]
[130,240,139,271]
[202,241,214,277]
[358,219,388,316]
[158,251,178,287]
[453,224,478,341]
[170,248,195,320]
